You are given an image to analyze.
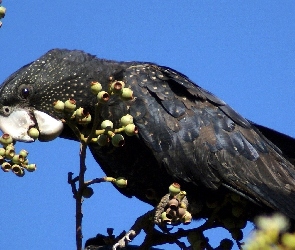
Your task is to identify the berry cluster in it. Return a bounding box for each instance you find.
[53,80,137,147]
[0,134,36,177]
[155,183,192,226]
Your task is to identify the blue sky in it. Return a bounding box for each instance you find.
[0,1,295,249]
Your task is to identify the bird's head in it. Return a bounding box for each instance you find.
[0,49,122,142]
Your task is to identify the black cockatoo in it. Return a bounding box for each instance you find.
[0,49,295,242]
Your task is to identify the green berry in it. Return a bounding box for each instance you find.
[28,127,39,140]
[12,154,24,164]
[0,6,6,19]
[97,134,109,146]
[282,233,295,248]
[19,149,28,158]
[120,88,133,100]
[53,100,65,112]
[90,81,102,95]
[111,134,125,147]
[97,91,110,103]
[114,177,127,188]
[101,120,113,129]
[0,133,13,146]
[26,164,37,172]
[120,114,133,126]
[77,114,91,125]
[169,183,181,196]
[12,164,25,177]
[124,124,138,136]
[0,147,5,156]
[5,148,15,159]
[110,81,125,94]
[64,99,76,113]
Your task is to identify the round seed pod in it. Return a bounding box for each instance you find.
[110,81,125,94]
[0,133,13,146]
[0,147,6,156]
[77,114,91,125]
[19,149,29,158]
[120,88,133,100]
[0,6,6,18]
[169,183,181,196]
[28,128,39,140]
[1,162,11,172]
[75,107,86,119]
[115,177,127,188]
[90,81,102,95]
[120,114,134,126]
[97,91,110,103]
[64,99,76,113]
[53,100,65,112]
[12,164,25,177]
[101,120,113,129]
[124,124,138,136]
[26,164,37,172]
[5,147,15,159]
[111,134,125,147]
[12,154,24,164]
[82,187,94,198]
[97,134,109,146]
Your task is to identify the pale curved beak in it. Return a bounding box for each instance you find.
[0,109,63,142]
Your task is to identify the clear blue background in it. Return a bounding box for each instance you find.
[0,1,294,249]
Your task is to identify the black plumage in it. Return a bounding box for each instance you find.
[1,48,295,225]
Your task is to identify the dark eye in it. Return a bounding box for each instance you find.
[19,84,32,100]
[21,88,30,98]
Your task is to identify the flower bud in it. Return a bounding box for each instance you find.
[28,127,39,140]
[111,134,125,147]
[120,88,133,100]
[0,133,13,146]
[101,120,113,129]
[124,124,138,136]
[110,81,125,94]
[53,100,65,112]
[114,177,127,188]
[90,81,102,95]
[1,162,11,172]
[97,134,109,146]
[120,114,134,126]
[64,99,76,113]
[97,91,110,103]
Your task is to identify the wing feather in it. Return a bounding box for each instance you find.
[124,63,295,219]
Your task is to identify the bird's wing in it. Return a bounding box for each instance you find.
[121,64,295,219]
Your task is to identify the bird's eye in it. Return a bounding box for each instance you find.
[18,84,32,100]
[22,88,30,98]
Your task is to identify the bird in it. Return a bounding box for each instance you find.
[0,48,295,243]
